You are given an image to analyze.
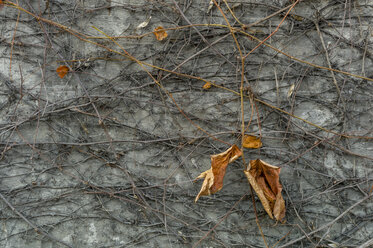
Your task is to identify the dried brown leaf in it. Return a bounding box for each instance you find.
[242,135,262,149]
[153,26,168,41]
[195,145,242,202]
[244,159,285,221]
[244,169,273,218]
[56,65,69,79]
[194,169,214,202]
[273,191,285,221]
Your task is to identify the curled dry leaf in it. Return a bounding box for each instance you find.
[243,135,262,149]
[194,145,242,202]
[244,159,285,221]
[56,65,69,79]
[153,26,168,41]
[202,82,212,89]
[136,16,151,30]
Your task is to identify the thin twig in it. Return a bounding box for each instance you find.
[0,192,74,248]
[314,20,345,109]
[277,194,372,248]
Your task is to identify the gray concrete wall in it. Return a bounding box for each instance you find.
[0,0,372,247]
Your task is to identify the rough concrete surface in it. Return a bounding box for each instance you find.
[0,0,372,247]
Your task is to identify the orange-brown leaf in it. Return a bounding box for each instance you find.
[273,191,285,221]
[244,159,285,221]
[244,169,273,218]
[202,82,212,89]
[291,14,304,21]
[243,135,262,149]
[0,0,4,10]
[195,145,242,202]
[56,65,69,78]
[153,26,168,41]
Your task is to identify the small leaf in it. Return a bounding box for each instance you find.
[207,0,213,13]
[243,135,262,149]
[244,159,285,221]
[136,16,151,30]
[195,145,242,202]
[202,82,212,89]
[56,65,69,79]
[327,244,339,248]
[153,26,168,41]
[287,84,295,99]
[291,14,304,21]
[231,3,242,9]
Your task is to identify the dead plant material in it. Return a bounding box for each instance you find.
[153,26,168,41]
[202,82,212,89]
[56,65,69,78]
[244,159,285,221]
[195,145,242,202]
[243,135,262,149]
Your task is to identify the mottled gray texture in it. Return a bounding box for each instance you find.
[0,0,373,247]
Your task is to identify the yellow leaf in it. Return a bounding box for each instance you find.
[244,159,285,221]
[202,82,212,89]
[153,26,168,41]
[243,135,262,149]
[195,145,242,202]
